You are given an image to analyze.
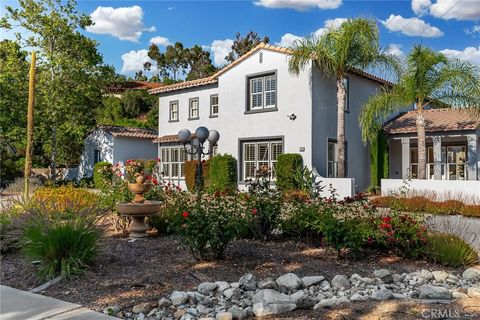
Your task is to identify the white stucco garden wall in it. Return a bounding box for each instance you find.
[112,136,157,164]
[381,178,480,204]
[78,129,113,179]
[158,49,313,184]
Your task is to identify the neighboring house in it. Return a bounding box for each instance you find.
[78,125,158,179]
[384,108,480,181]
[149,43,391,192]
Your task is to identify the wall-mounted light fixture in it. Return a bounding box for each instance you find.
[287,113,297,121]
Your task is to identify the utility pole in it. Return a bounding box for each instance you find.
[24,51,36,198]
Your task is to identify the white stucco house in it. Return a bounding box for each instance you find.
[149,43,392,195]
[78,125,158,179]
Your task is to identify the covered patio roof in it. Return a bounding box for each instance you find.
[384,109,479,135]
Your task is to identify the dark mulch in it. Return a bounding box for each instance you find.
[1,233,462,316]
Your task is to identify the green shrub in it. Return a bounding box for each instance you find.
[245,178,282,240]
[144,159,158,175]
[276,154,303,191]
[425,232,478,267]
[184,160,210,192]
[281,200,324,243]
[172,193,245,260]
[21,201,103,279]
[208,154,237,194]
[93,162,112,190]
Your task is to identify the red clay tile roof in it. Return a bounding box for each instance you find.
[98,125,158,139]
[104,81,163,94]
[148,43,392,95]
[383,109,480,134]
[153,134,180,143]
[153,133,197,143]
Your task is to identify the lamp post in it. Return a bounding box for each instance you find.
[178,127,220,199]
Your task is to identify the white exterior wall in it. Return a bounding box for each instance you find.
[312,70,380,191]
[381,178,480,204]
[112,136,157,164]
[78,129,113,179]
[158,49,313,184]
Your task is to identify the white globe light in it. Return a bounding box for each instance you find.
[208,130,220,144]
[195,126,209,141]
[178,129,191,143]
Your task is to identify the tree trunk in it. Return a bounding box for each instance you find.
[336,77,346,178]
[416,103,427,179]
[51,125,57,182]
[24,51,36,198]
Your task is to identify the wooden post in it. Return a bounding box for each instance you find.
[24,51,36,198]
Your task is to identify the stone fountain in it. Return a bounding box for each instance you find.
[116,176,161,238]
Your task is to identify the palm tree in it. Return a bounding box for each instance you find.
[360,45,480,179]
[288,18,399,178]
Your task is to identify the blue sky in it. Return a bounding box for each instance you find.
[2,0,479,77]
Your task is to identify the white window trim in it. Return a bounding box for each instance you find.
[241,140,283,181]
[161,146,189,179]
[248,73,277,111]
[169,101,179,122]
[210,94,219,117]
[189,98,199,120]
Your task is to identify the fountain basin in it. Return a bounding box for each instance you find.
[116,201,161,238]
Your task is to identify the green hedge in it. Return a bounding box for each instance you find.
[185,160,210,192]
[370,130,389,192]
[276,154,303,191]
[208,154,237,194]
[93,162,112,190]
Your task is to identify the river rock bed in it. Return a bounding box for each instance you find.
[106,267,480,320]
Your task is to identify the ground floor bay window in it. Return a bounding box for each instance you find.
[241,139,283,181]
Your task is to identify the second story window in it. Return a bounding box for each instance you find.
[169,101,179,122]
[210,94,219,117]
[247,72,276,111]
[189,98,199,120]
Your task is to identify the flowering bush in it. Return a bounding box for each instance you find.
[173,192,246,260]
[93,162,112,190]
[372,211,427,257]
[124,159,145,182]
[147,182,187,234]
[244,172,282,240]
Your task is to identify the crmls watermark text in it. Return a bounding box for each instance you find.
[421,308,460,318]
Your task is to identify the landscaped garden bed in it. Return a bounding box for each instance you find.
[1,157,480,320]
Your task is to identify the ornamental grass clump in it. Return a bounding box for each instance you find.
[425,232,478,267]
[21,200,103,280]
[174,192,246,261]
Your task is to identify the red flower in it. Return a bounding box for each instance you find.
[380,223,392,229]
[156,157,161,162]
[367,237,374,245]
[182,211,189,218]
[387,231,394,236]
[382,216,392,223]
[252,208,258,215]
[214,191,220,198]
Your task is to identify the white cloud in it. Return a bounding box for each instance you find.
[275,18,347,48]
[149,36,171,46]
[465,25,480,35]
[276,33,303,47]
[254,0,342,11]
[386,43,405,58]
[86,6,155,42]
[209,39,234,66]
[412,0,480,20]
[380,14,444,37]
[412,0,432,15]
[441,46,480,65]
[121,49,156,73]
[313,18,348,37]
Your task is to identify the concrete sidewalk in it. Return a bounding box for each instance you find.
[0,285,118,320]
